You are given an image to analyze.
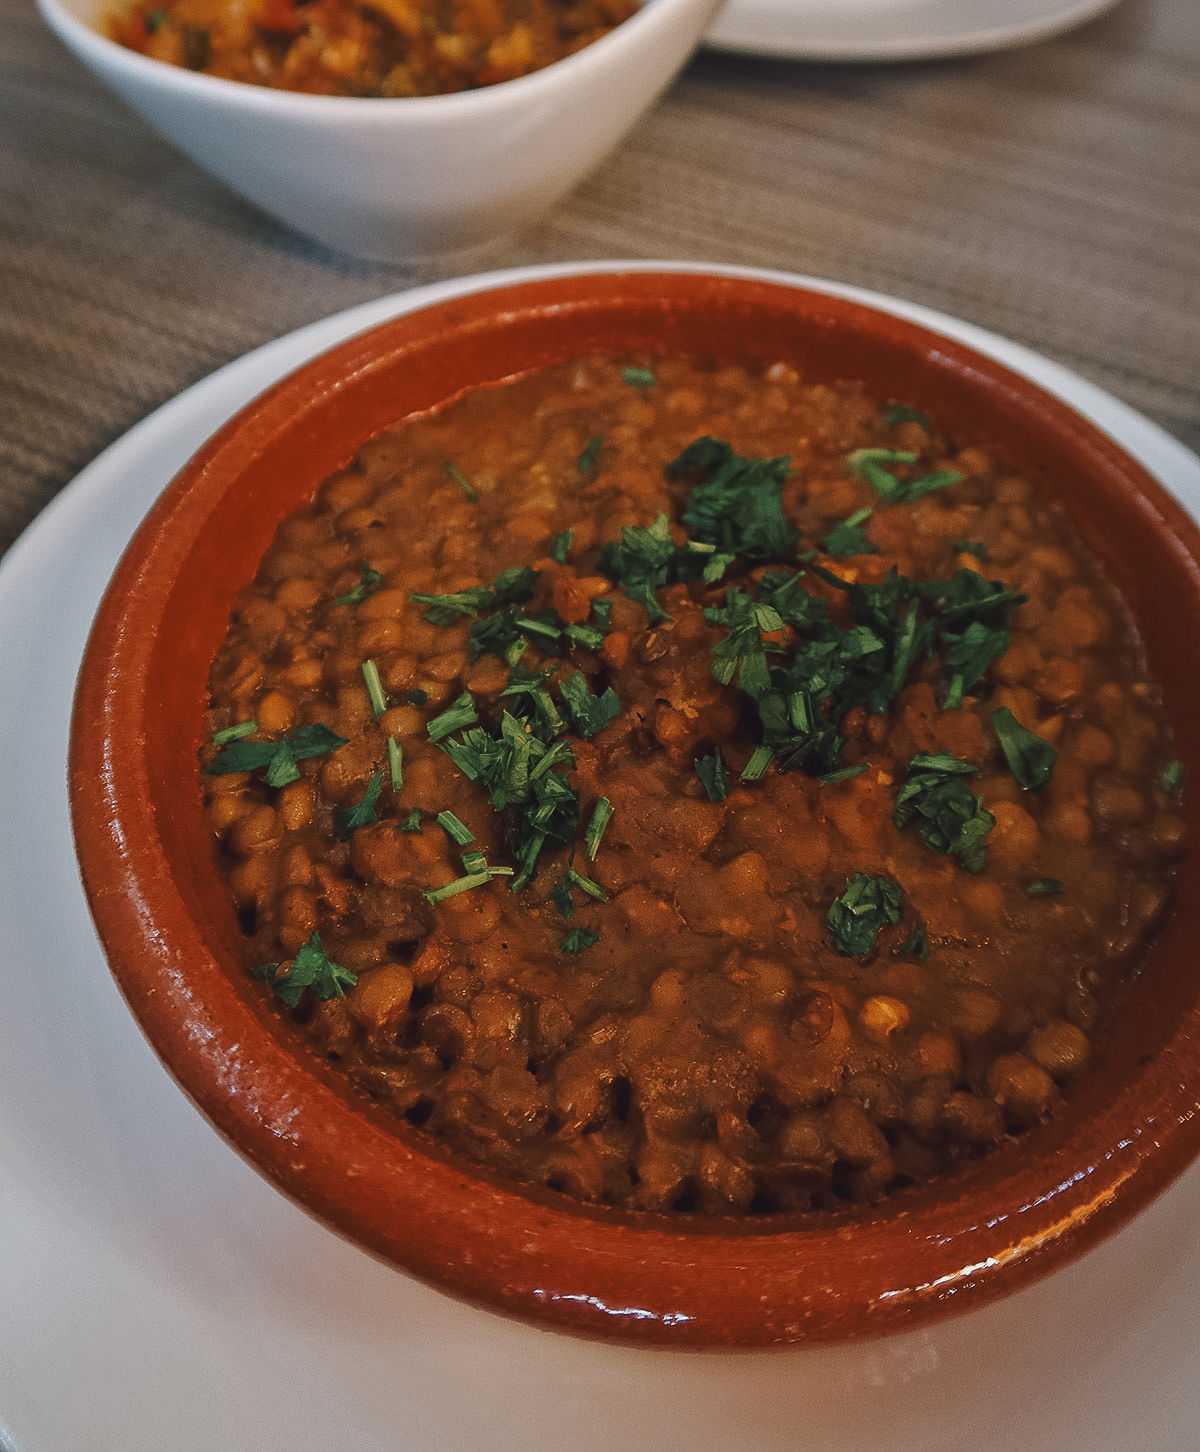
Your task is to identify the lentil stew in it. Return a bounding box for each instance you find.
[200,350,1187,1218]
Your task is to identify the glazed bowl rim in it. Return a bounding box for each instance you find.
[67,262,1200,1348]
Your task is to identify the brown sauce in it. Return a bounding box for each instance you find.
[200,355,1187,1215]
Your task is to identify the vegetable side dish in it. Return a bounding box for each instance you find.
[201,356,1187,1216]
[108,0,639,95]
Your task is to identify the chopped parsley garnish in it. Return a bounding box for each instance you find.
[212,719,256,745]
[445,461,478,502]
[1028,878,1065,895]
[501,664,565,734]
[412,565,537,625]
[552,866,608,919]
[334,771,384,836]
[250,932,356,1007]
[564,620,606,650]
[847,448,962,505]
[894,752,994,872]
[577,435,603,472]
[361,658,388,720]
[919,570,1025,708]
[337,560,384,606]
[558,672,620,739]
[705,588,785,698]
[883,404,929,428]
[584,797,613,860]
[895,922,929,962]
[387,737,403,792]
[398,808,423,832]
[436,707,580,891]
[1163,759,1186,795]
[695,749,732,802]
[828,873,903,957]
[818,763,869,786]
[424,870,495,903]
[668,436,799,562]
[622,366,655,387]
[436,810,475,846]
[740,745,773,781]
[550,872,575,919]
[206,722,348,787]
[992,706,1056,793]
[560,927,600,954]
[821,508,877,559]
[595,513,683,625]
[427,692,479,743]
[334,425,1033,967]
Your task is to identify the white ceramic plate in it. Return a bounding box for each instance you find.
[3,262,1200,1452]
[705,0,1123,61]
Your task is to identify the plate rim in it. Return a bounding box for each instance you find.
[702,0,1124,62]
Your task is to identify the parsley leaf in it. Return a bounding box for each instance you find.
[558,672,621,739]
[561,926,601,954]
[883,404,929,428]
[992,706,1056,792]
[595,513,681,625]
[669,436,799,562]
[822,508,878,558]
[818,763,869,785]
[695,749,731,802]
[847,448,961,504]
[212,719,256,745]
[361,658,388,719]
[436,709,580,889]
[584,797,614,859]
[828,873,903,957]
[412,565,537,626]
[705,588,785,698]
[427,692,479,743]
[337,560,384,606]
[445,461,478,502]
[424,870,493,903]
[251,931,356,1007]
[578,436,603,472]
[206,722,348,787]
[436,810,475,846]
[333,771,384,836]
[1028,878,1065,895]
[918,570,1025,707]
[894,752,994,872]
[552,867,607,920]
[895,922,929,961]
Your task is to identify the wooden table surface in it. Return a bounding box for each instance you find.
[2,0,1197,558]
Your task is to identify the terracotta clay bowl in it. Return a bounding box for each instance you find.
[69,269,1200,1349]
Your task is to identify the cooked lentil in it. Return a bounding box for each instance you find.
[201,355,1187,1215]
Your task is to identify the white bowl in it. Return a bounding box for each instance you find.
[36,0,721,261]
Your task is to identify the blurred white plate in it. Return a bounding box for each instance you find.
[2,261,1199,1452]
[705,0,1123,60]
